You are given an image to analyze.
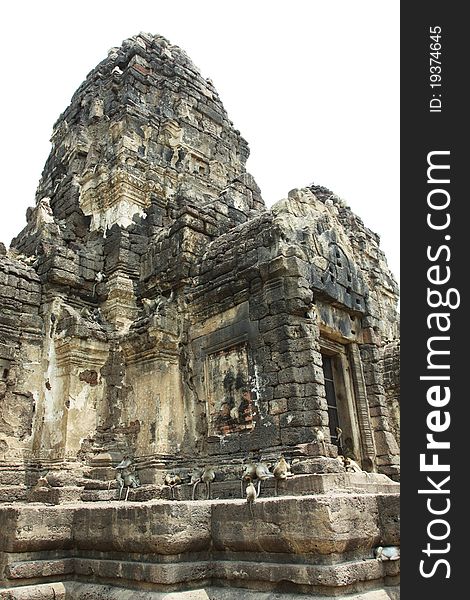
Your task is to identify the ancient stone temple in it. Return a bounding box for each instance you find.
[0,33,400,599]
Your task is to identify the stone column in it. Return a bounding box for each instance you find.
[251,254,337,466]
[360,343,400,479]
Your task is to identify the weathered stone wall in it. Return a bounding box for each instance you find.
[0,492,399,598]
[0,32,399,598]
[382,340,400,447]
[0,33,400,480]
[0,251,43,470]
[185,186,399,475]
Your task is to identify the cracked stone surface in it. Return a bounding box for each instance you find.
[0,32,399,597]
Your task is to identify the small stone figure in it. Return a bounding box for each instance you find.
[375,546,400,561]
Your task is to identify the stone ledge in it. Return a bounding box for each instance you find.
[0,494,399,596]
[0,487,28,503]
[78,472,399,503]
[2,556,399,588]
[0,582,400,600]
[6,558,74,580]
[0,494,399,554]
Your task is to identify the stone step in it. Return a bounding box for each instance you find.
[0,557,399,591]
[81,472,398,503]
[0,485,28,503]
[0,489,399,596]
[0,472,399,504]
[0,582,400,600]
[27,486,83,504]
[81,489,130,502]
[0,470,28,486]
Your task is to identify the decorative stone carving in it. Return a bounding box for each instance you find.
[206,345,254,436]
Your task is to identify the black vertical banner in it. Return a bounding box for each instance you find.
[401,3,466,598]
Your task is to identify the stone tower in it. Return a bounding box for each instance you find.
[0,33,400,598]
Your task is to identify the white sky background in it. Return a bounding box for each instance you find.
[0,0,400,284]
